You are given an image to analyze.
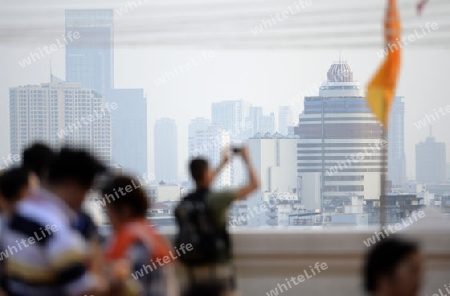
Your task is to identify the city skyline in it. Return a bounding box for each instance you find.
[2,51,448,180]
[1,2,450,295]
[1,2,449,182]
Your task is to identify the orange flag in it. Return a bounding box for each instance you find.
[366,0,401,128]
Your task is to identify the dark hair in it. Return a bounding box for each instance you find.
[22,142,55,180]
[0,167,29,202]
[189,158,209,182]
[101,176,149,218]
[47,148,106,188]
[364,237,419,293]
[183,281,226,296]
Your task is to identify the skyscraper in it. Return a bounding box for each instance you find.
[154,118,178,183]
[65,9,114,98]
[65,10,148,176]
[388,97,406,186]
[295,61,385,212]
[211,100,251,139]
[108,89,147,176]
[416,133,446,183]
[9,82,112,163]
[278,106,293,135]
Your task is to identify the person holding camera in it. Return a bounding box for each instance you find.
[175,146,259,296]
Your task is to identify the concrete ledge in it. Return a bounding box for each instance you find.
[162,207,450,295]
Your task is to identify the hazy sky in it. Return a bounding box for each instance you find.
[1,0,449,180]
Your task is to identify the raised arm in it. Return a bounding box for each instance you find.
[236,146,259,201]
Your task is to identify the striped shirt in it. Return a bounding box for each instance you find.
[2,188,96,296]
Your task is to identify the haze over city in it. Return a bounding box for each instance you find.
[1,1,450,295]
[1,0,450,181]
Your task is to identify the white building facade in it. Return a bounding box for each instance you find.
[248,135,301,200]
[9,82,112,163]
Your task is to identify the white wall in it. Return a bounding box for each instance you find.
[300,173,321,211]
[249,138,300,193]
[363,173,382,200]
[156,185,181,202]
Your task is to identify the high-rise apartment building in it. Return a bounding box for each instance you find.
[65,9,114,98]
[154,118,178,183]
[294,61,386,212]
[416,134,446,183]
[9,82,112,163]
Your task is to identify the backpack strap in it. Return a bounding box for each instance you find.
[185,188,209,201]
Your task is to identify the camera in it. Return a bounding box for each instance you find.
[232,147,242,154]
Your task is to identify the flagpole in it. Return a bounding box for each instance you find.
[380,125,387,227]
[367,0,399,229]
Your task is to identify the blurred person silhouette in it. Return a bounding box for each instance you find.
[2,148,111,296]
[0,172,4,296]
[183,281,226,296]
[0,167,30,214]
[175,146,259,295]
[0,167,30,295]
[364,236,423,296]
[102,175,177,296]
[22,142,56,191]
[22,142,102,275]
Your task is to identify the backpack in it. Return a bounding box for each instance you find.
[174,189,231,267]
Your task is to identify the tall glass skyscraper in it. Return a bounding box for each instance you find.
[65,9,114,98]
[388,97,406,186]
[108,89,147,177]
[65,10,148,176]
[154,118,178,183]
